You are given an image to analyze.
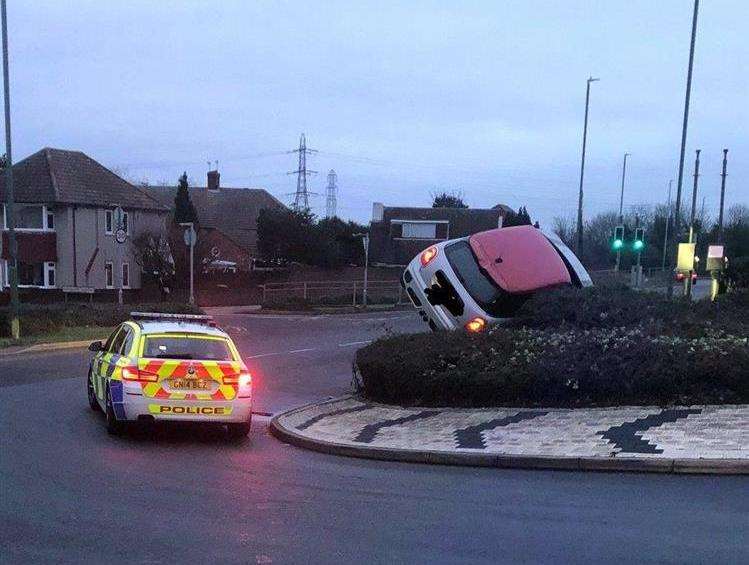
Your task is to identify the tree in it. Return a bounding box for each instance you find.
[432,190,468,209]
[174,172,198,225]
[503,205,532,227]
[0,153,7,170]
[131,231,175,291]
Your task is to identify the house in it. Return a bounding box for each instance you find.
[147,170,285,270]
[0,148,169,298]
[368,202,514,266]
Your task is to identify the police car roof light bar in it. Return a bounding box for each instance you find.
[130,312,216,326]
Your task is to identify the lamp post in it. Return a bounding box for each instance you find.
[661,179,673,271]
[1,0,20,339]
[180,222,196,305]
[615,152,630,271]
[668,0,700,298]
[353,232,369,307]
[576,76,599,258]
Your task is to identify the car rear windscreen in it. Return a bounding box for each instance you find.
[143,336,234,361]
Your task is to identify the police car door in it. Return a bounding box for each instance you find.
[98,325,127,397]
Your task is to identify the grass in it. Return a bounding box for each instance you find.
[0,325,116,350]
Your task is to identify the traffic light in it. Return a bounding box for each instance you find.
[612,226,624,251]
[633,227,645,251]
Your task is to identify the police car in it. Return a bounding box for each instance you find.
[87,312,252,438]
[402,225,593,332]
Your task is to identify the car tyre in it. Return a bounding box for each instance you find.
[226,417,251,440]
[87,372,101,412]
[105,386,125,436]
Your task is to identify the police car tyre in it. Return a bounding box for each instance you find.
[105,386,124,436]
[226,418,251,439]
[87,372,101,412]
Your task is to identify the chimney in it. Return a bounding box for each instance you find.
[372,202,384,222]
[207,170,220,191]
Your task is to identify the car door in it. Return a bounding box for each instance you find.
[98,325,127,399]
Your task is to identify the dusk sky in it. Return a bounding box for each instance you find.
[6,1,748,226]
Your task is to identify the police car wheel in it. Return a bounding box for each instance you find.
[87,372,101,412]
[226,419,251,440]
[105,386,124,436]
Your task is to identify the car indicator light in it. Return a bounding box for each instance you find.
[465,317,486,333]
[420,246,438,267]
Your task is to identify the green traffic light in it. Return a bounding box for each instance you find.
[633,240,644,251]
[613,239,623,250]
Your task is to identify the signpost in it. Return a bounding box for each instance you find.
[706,245,726,301]
[354,232,369,307]
[180,222,197,305]
[113,206,126,305]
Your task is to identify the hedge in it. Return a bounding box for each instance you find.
[0,302,203,338]
[355,288,749,407]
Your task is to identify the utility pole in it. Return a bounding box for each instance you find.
[685,149,700,298]
[180,222,196,305]
[576,76,599,258]
[661,180,673,271]
[1,0,19,339]
[668,0,700,298]
[353,233,369,307]
[615,152,630,271]
[717,148,728,242]
[325,169,337,218]
[288,133,317,210]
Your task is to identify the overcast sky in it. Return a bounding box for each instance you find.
[5,0,748,226]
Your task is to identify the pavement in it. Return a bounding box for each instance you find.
[272,396,749,474]
[2,310,748,564]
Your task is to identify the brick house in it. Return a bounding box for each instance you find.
[0,148,169,298]
[148,170,285,271]
[368,202,513,266]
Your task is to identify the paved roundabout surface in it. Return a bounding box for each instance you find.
[2,311,748,564]
[272,396,749,474]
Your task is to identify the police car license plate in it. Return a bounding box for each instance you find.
[171,378,211,390]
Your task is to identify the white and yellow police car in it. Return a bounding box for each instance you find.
[87,312,252,438]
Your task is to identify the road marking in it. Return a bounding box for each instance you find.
[338,340,371,347]
[246,347,317,359]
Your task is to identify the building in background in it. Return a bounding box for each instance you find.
[368,202,513,266]
[148,170,285,271]
[0,148,168,300]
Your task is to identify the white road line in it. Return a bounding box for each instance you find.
[338,340,371,347]
[247,347,317,359]
[287,348,316,354]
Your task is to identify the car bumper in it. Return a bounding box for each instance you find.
[116,384,252,424]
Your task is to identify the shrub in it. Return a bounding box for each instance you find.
[355,286,749,407]
[725,256,749,289]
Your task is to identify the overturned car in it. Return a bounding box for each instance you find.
[401,225,592,331]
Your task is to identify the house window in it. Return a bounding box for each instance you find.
[105,262,114,288]
[402,222,437,239]
[105,210,113,234]
[1,204,54,231]
[122,263,130,288]
[122,211,129,234]
[45,262,56,287]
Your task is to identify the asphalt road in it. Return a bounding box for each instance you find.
[1,311,747,564]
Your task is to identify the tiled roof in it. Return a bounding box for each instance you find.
[0,148,168,211]
[147,185,285,252]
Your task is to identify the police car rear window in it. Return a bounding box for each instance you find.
[142,336,233,361]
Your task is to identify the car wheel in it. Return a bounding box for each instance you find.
[226,417,251,440]
[87,372,102,412]
[105,386,124,436]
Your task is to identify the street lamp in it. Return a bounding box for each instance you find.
[576,76,599,257]
[179,222,196,305]
[353,232,369,307]
[1,0,20,339]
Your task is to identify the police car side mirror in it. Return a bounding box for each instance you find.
[88,340,104,352]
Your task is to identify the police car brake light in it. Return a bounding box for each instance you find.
[223,370,252,386]
[121,366,159,382]
[420,246,438,267]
